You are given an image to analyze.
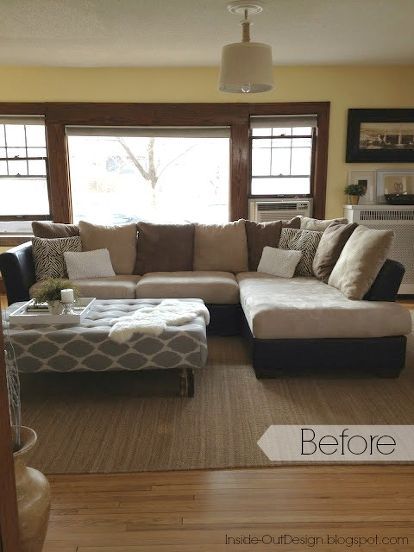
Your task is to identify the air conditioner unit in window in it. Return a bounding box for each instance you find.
[248,198,313,223]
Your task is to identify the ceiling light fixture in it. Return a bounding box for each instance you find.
[219,1,274,94]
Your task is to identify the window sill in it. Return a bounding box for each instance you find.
[0,235,33,247]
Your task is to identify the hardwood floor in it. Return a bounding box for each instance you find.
[43,466,414,551]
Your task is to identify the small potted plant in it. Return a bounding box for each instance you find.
[344,182,367,205]
[32,278,78,314]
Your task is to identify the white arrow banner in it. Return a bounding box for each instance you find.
[258,425,414,462]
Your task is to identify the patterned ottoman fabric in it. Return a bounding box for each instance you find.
[5,299,208,374]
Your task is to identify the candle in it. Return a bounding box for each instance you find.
[61,288,74,303]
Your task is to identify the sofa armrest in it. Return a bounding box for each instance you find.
[364,259,405,302]
[0,242,35,305]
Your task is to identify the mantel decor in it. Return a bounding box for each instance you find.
[346,108,414,163]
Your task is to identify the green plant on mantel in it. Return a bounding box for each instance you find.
[344,182,366,197]
[33,278,78,304]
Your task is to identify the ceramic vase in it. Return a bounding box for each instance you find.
[14,426,51,552]
[348,195,360,205]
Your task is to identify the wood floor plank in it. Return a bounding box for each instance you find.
[44,466,414,551]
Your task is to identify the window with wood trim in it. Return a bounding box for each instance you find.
[0,116,50,235]
[250,115,317,196]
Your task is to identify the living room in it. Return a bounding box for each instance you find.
[0,1,414,551]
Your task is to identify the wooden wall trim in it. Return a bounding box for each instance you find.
[45,123,72,223]
[230,123,250,220]
[0,308,20,551]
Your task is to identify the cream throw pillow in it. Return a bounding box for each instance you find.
[79,221,137,275]
[257,247,302,278]
[193,220,248,273]
[300,216,348,231]
[64,249,115,280]
[328,225,394,300]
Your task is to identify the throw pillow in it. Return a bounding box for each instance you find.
[32,236,82,281]
[257,246,302,278]
[134,222,195,274]
[193,220,249,273]
[79,221,137,275]
[245,216,301,271]
[32,221,79,238]
[279,228,323,277]
[328,225,394,300]
[300,216,348,231]
[64,249,116,280]
[312,222,358,282]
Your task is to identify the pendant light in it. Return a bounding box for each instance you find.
[219,1,274,94]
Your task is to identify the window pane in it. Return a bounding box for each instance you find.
[5,125,26,146]
[7,147,27,159]
[0,129,4,147]
[252,127,272,137]
[0,147,5,157]
[0,178,49,215]
[251,177,310,195]
[28,159,46,175]
[272,127,292,137]
[0,221,34,234]
[27,147,47,158]
[294,127,312,135]
[0,161,7,175]
[291,148,312,175]
[271,148,291,175]
[26,125,46,147]
[68,135,230,224]
[251,146,271,175]
[8,159,28,176]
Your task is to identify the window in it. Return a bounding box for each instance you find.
[0,117,50,234]
[250,115,317,196]
[67,127,230,225]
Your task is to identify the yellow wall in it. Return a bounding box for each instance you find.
[1,65,414,217]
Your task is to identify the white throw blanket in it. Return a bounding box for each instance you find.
[109,300,210,343]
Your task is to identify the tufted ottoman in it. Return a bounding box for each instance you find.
[5,298,209,397]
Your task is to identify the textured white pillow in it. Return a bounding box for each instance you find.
[64,249,115,280]
[257,246,302,278]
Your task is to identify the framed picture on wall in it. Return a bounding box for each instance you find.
[346,108,414,162]
[347,170,376,204]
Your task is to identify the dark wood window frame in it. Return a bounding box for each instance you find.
[0,102,329,241]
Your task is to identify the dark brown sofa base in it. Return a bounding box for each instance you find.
[245,329,406,379]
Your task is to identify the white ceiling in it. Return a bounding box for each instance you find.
[1,0,414,67]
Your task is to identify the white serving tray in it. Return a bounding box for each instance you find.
[8,298,96,326]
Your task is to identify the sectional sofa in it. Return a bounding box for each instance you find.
[0,218,411,378]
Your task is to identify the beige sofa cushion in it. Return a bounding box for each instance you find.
[237,272,411,339]
[79,221,137,275]
[135,271,239,304]
[193,220,248,273]
[328,225,394,300]
[300,216,348,231]
[30,275,141,300]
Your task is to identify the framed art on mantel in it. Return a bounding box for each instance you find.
[346,108,414,162]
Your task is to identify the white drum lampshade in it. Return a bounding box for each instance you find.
[219,41,273,93]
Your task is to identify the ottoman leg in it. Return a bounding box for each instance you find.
[180,368,194,398]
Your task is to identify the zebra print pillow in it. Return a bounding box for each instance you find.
[32,236,82,281]
[279,228,323,277]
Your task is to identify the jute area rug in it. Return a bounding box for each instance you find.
[21,320,414,475]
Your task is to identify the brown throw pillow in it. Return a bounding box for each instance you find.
[79,220,137,275]
[32,221,79,238]
[312,222,358,282]
[245,217,301,271]
[135,222,195,274]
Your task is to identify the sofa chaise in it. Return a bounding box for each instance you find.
[0,218,411,378]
